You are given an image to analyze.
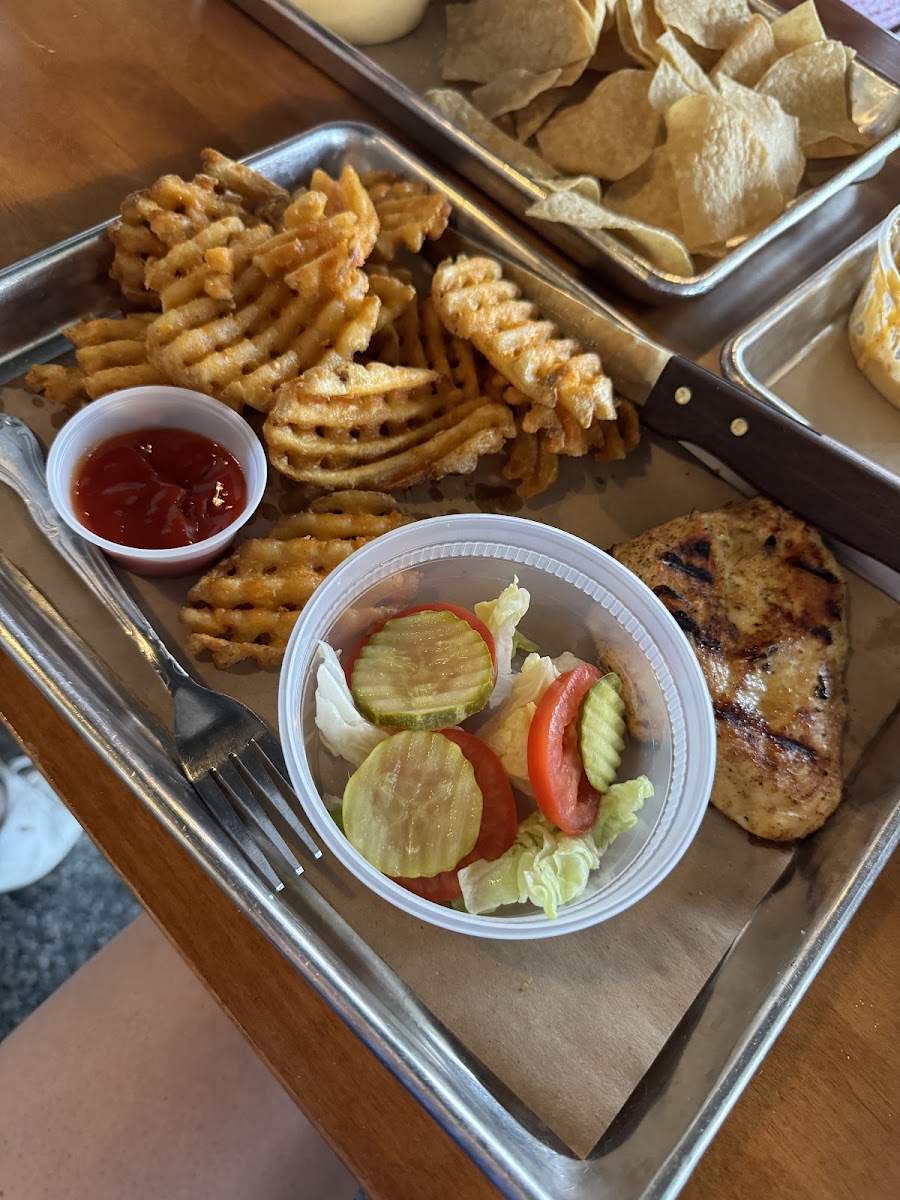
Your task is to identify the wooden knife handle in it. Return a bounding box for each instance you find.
[642,357,900,575]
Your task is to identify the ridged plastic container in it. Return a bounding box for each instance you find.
[279,514,716,939]
[46,386,268,577]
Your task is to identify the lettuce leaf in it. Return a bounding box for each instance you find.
[475,579,531,705]
[458,775,653,919]
[313,642,387,768]
[479,652,560,794]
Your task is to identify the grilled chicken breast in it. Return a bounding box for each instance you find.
[612,498,848,841]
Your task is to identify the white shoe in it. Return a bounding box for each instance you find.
[0,756,83,893]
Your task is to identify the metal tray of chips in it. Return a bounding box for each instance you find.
[231,0,900,301]
[1,123,899,1200]
[722,221,900,481]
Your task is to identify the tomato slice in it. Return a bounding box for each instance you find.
[527,664,602,835]
[343,603,496,683]
[394,728,517,903]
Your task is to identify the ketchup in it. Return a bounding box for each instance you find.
[73,427,247,550]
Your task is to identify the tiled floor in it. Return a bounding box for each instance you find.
[0,729,140,1042]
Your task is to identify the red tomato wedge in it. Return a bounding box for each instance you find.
[343,603,497,683]
[394,729,517,903]
[527,663,602,836]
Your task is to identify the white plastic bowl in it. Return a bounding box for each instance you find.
[279,514,716,939]
[46,386,268,577]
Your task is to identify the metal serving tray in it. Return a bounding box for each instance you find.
[231,0,900,301]
[722,222,900,482]
[0,124,898,1200]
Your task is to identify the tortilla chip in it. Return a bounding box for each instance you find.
[534,174,604,204]
[443,0,597,83]
[770,0,826,57]
[515,88,569,141]
[655,31,716,95]
[615,0,664,69]
[756,40,864,150]
[716,76,805,203]
[648,57,698,112]
[605,145,684,237]
[472,68,563,118]
[654,0,751,51]
[426,89,558,178]
[664,95,783,250]
[805,134,870,158]
[710,14,777,87]
[526,186,693,275]
[536,69,662,181]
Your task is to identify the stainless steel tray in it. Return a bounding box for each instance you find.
[722,222,900,481]
[230,0,900,301]
[0,123,898,1200]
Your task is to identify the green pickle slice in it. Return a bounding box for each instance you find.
[350,608,494,729]
[578,673,626,792]
[342,731,483,878]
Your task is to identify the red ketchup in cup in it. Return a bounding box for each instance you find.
[72,427,247,550]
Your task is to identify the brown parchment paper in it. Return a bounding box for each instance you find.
[2,384,898,1157]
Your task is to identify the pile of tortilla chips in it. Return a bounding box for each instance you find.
[427,0,881,276]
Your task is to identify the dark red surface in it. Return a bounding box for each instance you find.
[73,427,246,550]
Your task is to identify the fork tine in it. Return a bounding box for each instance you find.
[244,734,322,860]
[190,773,284,893]
[213,758,304,878]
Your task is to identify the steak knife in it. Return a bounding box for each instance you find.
[434,229,900,575]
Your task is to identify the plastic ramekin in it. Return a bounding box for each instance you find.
[46,386,268,577]
[278,514,716,940]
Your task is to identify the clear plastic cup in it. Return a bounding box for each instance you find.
[46,386,268,577]
[849,204,900,411]
[279,514,716,940]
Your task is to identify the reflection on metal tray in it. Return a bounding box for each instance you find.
[722,224,900,481]
[230,0,900,300]
[0,124,899,1200]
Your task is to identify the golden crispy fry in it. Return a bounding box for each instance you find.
[264,361,514,491]
[199,148,291,226]
[24,362,87,408]
[108,176,249,308]
[432,255,615,428]
[310,165,380,264]
[362,171,451,261]
[366,267,417,332]
[145,220,380,413]
[373,296,483,403]
[501,419,559,499]
[181,491,413,669]
[590,398,642,462]
[26,314,170,405]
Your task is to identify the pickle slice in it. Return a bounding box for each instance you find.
[342,731,483,878]
[578,673,626,792]
[350,608,494,729]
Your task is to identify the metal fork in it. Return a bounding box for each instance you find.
[0,414,320,893]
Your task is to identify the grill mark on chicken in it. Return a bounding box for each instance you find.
[610,497,848,841]
[660,551,713,583]
[789,556,839,585]
[715,703,818,761]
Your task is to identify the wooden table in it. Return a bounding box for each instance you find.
[1,2,898,1198]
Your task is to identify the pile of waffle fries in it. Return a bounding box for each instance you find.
[26,149,639,667]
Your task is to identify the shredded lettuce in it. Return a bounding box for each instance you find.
[459,775,653,919]
[313,642,388,768]
[475,579,531,704]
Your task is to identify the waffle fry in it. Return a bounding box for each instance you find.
[310,165,380,264]
[199,148,291,226]
[502,420,560,499]
[145,218,380,413]
[264,360,515,491]
[23,362,87,408]
[181,491,413,669]
[363,171,451,261]
[366,267,417,332]
[590,397,642,463]
[432,255,616,429]
[25,314,169,405]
